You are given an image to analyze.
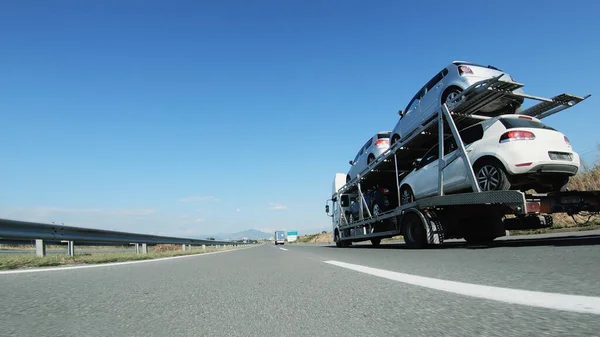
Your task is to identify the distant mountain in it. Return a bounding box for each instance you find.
[227,229,272,240]
[194,229,272,241]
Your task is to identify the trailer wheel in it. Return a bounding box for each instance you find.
[402,211,427,249]
[371,238,381,247]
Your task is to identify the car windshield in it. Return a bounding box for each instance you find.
[499,117,556,130]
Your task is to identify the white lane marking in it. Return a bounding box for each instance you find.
[0,246,257,275]
[325,260,600,315]
[279,248,288,251]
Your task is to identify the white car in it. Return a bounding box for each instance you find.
[347,132,391,183]
[391,61,525,145]
[399,115,579,204]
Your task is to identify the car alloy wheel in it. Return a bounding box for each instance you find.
[477,165,501,191]
[400,187,414,205]
[372,203,380,216]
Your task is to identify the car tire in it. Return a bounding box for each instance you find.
[346,174,351,183]
[400,185,415,205]
[391,134,401,145]
[367,154,375,165]
[442,87,463,107]
[372,202,381,217]
[474,160,511,191]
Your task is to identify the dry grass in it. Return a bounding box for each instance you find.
[0,244,244,271]
[294,232,334,244]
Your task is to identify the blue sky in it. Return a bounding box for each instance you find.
[1,0,599,237]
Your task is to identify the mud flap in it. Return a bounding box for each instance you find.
[423,210,445,245]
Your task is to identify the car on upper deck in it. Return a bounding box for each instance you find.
[391,61,525,145]
[347,131,392,183]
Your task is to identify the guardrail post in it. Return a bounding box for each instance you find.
[182,244,186,251]
[141,243,148,254]
[35,239,46,257]
[188,244,192,251]
[67,241,75,256]
[135,243,140,254]
[202,244,206,251]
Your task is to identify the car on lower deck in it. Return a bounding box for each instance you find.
[347,131,391,183]
[346,186,394,222]
[399,115,579,204]
[391,61,525,145]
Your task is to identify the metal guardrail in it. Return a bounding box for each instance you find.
[0,218,243,257]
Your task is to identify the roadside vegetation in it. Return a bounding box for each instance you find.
[0,244,244,271]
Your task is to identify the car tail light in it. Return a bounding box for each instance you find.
[564,136,571,146]
[458,65,473,75]
[379,188,389,194]
[499,130,535,143]
[515,162,532,167]
[518,115,532,120]
[375,139,389,146]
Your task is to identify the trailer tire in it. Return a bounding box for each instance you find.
[371,238,381,247]
[402,211,427,249]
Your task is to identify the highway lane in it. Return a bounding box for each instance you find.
[1,235,599,337]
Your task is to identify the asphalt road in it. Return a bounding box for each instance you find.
[1,233,600,337]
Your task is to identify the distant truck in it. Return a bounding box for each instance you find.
[274,231,286,245]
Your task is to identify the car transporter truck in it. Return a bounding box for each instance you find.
[325,76,598,248]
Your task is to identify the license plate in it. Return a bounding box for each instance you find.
[549,152,572,161]
[561,196,582,204]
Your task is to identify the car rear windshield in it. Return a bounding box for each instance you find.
[499,117,556,131]
[454,62,502,71]
[377,133,391,139]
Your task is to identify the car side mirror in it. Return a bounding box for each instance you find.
[325,205,330,213]
[398,110,404,116]
[349,160,354,165]
[412,159,421,168]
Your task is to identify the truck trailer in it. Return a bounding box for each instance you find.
[325,76,597,248]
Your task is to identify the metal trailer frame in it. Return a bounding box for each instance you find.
[327,76,591,247]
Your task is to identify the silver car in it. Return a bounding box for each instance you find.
[347,132,391,183]
[391,61,525,145]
